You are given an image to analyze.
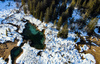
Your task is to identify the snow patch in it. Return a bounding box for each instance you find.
[94,28,100,35]
[80,45,89,52]
[0,57,6,64]
[83,53,96,64]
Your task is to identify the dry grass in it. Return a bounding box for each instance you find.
[0,40,18,62]
[76,37,100,64]
[88,37,100,64]
[90,37,100,46]
[86,45,100,64]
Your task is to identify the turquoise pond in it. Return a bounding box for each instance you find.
[10,22,45,64]
[21,22,45,49]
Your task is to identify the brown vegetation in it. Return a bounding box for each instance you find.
[0,40,18,62]
[76,37,100,64]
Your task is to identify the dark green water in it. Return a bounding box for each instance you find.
[10,22,45,64]
[21,22,45,49]
[11,47,22,64]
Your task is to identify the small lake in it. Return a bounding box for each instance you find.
[11,47,22,64]
[21,22,45,49]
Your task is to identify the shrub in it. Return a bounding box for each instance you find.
[57,23,68,38]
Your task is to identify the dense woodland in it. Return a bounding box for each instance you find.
[22,0,100,38]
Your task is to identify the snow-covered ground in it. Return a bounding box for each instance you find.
[94,28,100,35]
[0,1,97,64]
[72,8,82,21]
[16,15,95,64]
[0,1,26,46]
[0,58,6,64]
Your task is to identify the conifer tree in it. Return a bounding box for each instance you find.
[28,0,30,10]
[61,12,68,22]
[59,2,66,15]
[60,5,74,22]
[64,0,67,3]
[43,0,47,7]
[84,0,99,18]
[28,0,33,14]
[49,5,53,21]
[22,0,25,6]
[76,0,81,7]
[57,23,68,38]
[40,12,43,22]
[52,8,57,21]
[54,20,57,26]
[76,0,85,8]
[51,0,56,10]
[70,0,76,6]
[57,16,63,30]
[86,18,98,34]
[23,6,27,14]
[40,1,44,12]
[45,7,50,23]
[82,0,86,8]
[65,5,74,17]
[32,4,35,17]
[35,2,41,19]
